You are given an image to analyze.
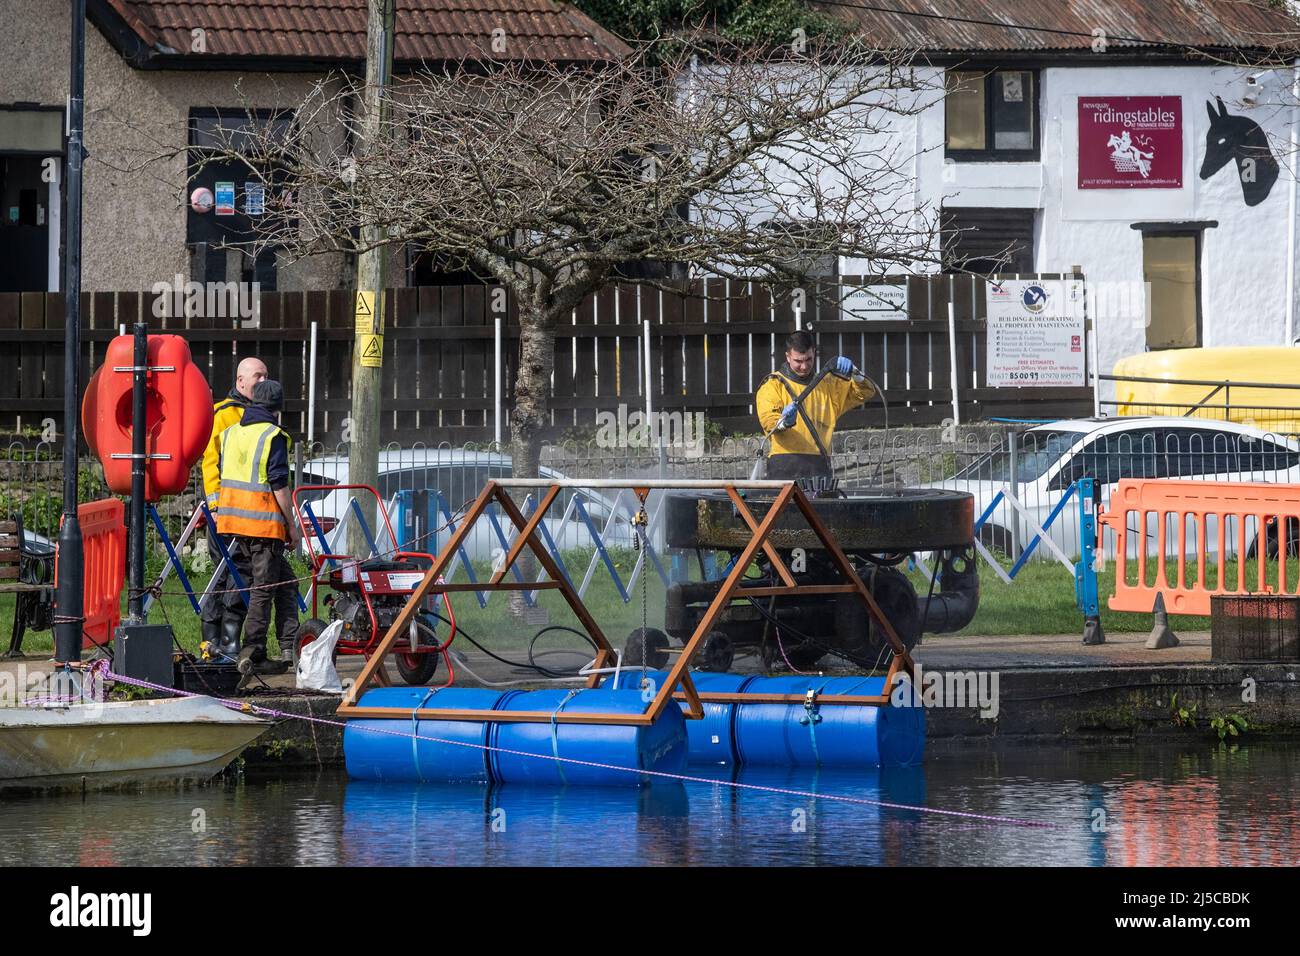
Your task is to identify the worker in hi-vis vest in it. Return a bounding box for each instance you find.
[199,356,267,657]
[216,379,302,678]
[755,331,875,482]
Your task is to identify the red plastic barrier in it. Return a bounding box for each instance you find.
[54,499,126,649]
[81,335,214,501]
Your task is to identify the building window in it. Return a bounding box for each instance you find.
[1142,233,1201,350]
[187,108,294,291]
[0,107,63,293]
[945,70,1039,161]
[941,207,1036,275]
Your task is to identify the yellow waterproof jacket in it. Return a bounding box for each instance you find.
[756,370,874,458]
[202,394,249,509]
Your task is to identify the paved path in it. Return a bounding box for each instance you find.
[1,629,1216,701]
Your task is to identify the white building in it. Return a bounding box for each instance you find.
[820,0,1300,379]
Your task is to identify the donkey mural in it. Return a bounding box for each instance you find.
[1200,96,1279,206]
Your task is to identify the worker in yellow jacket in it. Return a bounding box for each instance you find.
[756,331,874,482]
[199,356,267,657]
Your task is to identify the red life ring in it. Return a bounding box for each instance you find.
[82,335,214,501]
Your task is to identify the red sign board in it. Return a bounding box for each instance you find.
[1078,96,1182,189]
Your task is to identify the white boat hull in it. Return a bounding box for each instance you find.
[0,696,270,792]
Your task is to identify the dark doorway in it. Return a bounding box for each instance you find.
[0,155,51,292]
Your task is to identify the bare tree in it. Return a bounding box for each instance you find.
[194,34,944,476]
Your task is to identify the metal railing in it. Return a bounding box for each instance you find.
[1101,373,1300,433]
[7,416,1299,577]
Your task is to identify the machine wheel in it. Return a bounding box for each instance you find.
[861,566,921,659]
[761,637,826,672]
[293,618,335,668]
[697,631,734,672]
[978,524,1013,557]
[1247,516,1300,559]
[623,627,670,669]
[394,621,443,686]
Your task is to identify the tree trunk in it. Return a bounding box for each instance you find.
[506,308,555,625]
[510,309,555,479]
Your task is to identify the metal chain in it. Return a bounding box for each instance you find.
[632,504,649,675]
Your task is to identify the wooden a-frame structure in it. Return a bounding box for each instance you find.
[336,479,916,726]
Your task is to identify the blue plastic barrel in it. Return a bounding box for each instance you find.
[344,687,511,783]
[733,675,925,769]
[611,669,753,766]
[491,688,687,787]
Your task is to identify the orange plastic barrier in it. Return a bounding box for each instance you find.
[55,498,126,649]
[1100,479,1300,616]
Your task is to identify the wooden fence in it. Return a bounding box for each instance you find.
[0,274,1094,444]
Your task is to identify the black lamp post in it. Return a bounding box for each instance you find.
[54,0,87,667]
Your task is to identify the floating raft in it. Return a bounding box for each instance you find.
[344,687,688,787]
[345,674,924,786]
[613,672,925,769]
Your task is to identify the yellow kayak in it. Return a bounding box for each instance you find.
[1112,347,1300,432]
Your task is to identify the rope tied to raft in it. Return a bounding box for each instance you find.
[549,689,581,785]
[799,686,823,765]
[411,687,439,784]
[92,667,1061,830]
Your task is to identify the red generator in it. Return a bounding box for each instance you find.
[294,484,455,686]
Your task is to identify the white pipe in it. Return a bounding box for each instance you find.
[1287,58,1299,345]
[494,315,503,445]
[307,320,318,444]
[947,302,961,426]
[642,317,653,424]
[794,306,802,331]
[1088,282,1101,417]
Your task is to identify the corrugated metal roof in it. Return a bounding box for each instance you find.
[104,0,631,64]
[812,0,1299,54]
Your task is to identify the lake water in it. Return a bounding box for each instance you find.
[2,743,1297,866]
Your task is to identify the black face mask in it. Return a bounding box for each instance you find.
[780,360,815,385]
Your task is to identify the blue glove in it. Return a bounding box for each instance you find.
[833,356,855,376]
[778,402,798,430]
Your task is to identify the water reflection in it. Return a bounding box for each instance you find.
[1,744,1296,866]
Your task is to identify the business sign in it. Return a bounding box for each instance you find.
[1078,96,1182,189]
[213,181,236,215]
[986,279,1086,387]
[244,182,265,216]
[842,283,909,320]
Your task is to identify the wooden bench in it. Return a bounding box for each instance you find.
[1,515,55,657]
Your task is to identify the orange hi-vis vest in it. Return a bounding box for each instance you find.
[215,420,293,540]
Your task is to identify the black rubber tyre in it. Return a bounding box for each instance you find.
[293,617,334,668]
[866,566,921,655]
[624,627,670,669]
[698,631,735,672]
[394,620,442,686]
[978,524,1013,557]
[1247,516,1300,559]
[761,638,826,672]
